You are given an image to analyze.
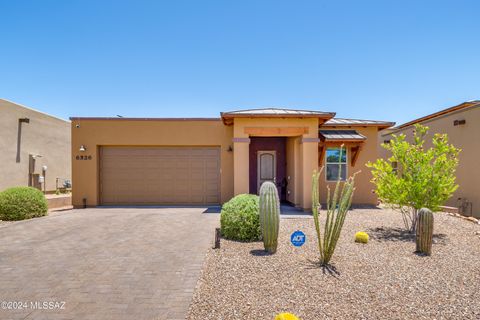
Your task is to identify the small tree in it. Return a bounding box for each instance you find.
[367,124,460,232]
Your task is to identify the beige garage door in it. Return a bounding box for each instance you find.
[100,147,220,205]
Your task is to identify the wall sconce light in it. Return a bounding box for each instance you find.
[79,145,87,152]
[227,145,233,152]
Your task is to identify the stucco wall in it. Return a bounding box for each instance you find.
[380,106,480,217]
[0,99,71,192]
[70,119,234,207]
[286,136,301,206]
[319,126,380,206]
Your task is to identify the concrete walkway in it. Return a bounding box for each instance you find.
[0,208,219,320]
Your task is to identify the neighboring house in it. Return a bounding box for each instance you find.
[0,99,71,193]
[379,100,480,218]
[71,108,393,210]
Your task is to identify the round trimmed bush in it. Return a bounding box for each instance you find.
[0,187,48,221]
[220,194,260,241]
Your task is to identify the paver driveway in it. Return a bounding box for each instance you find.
[0,207,219,320]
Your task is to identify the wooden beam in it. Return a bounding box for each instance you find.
[223,118,234,125]
[244,127,309,136]
[318,145,326,167]
[351,145,362,167]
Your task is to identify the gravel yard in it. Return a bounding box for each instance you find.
[187,208,480,320]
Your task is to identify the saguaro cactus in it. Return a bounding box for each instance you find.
[416,208,434,255]
[259,181,280,253]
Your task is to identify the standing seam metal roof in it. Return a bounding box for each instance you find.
[221,107,335,116]
[324,118,394,126]
[319,130,366,140]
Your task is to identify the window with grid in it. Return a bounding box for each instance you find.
[325,147,347,181]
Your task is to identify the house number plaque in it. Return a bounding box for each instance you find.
[75,155,92,160]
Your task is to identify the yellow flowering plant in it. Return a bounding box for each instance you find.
[355,231,369,243]
[275,312,300,320]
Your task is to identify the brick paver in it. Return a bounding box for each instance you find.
[0,207,219,320]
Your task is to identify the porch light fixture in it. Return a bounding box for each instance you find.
[227,145,233,152]
[79,145,87,152]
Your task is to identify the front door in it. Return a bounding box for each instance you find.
[257,151,276,191]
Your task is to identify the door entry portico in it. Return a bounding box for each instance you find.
[249,137,286,201]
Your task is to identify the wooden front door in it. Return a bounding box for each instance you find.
[257,151,276,191]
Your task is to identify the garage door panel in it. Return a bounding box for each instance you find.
[204,184,218,191]
[206,161,219,168]
[205,195,218,202]
[100,147,220,205]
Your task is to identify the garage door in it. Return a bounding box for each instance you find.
[100,147,220,205]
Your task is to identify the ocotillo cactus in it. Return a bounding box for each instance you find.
[259,181,280,253]
[416,208,434,255]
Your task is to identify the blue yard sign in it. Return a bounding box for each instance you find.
[290,231,306,247]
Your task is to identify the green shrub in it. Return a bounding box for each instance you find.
[0,187,48,221]
[220,194,261,241]
[367,123,459,232]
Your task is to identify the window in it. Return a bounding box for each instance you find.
[326,147,347,181]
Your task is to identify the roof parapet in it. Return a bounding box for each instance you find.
[394,100,480,130]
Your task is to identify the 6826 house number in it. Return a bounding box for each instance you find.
[75,155,92,160]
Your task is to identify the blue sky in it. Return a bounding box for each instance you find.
[1,1,479,124]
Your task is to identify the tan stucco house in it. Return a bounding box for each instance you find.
[380,100,480,218]
[71,108,393,210]
[0,99,71,193]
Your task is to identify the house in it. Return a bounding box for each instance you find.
[70,108,394,210]
[379,100,480,218]
[0,99,71,193]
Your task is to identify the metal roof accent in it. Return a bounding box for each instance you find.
[323,118,395,131]
[319,130,366,141]
[324,118,395,126]
[221,108,336,125]
[221,107,335,116]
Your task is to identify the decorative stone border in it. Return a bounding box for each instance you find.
[445,212,479,224]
